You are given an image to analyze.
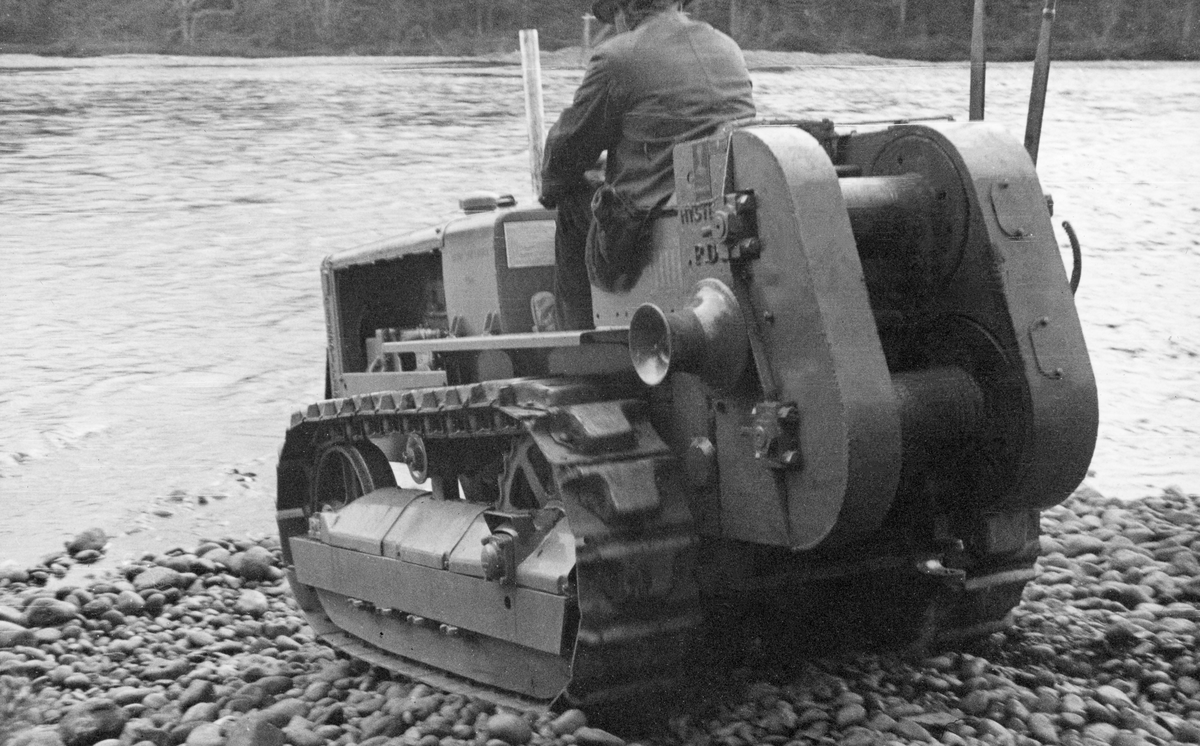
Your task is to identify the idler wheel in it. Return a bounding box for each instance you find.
[311,440,396,513]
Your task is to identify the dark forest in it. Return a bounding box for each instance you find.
[1,0,1197,59]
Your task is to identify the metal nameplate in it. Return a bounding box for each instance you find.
[503,220,556,268]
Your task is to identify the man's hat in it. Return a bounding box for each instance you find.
[591,0,620,24]
[590,0,692,25]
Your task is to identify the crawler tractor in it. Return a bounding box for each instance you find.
[276,118,1098,712]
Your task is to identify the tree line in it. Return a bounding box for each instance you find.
[1,0,1196,59]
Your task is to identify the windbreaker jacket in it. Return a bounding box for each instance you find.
[541,10,756,209]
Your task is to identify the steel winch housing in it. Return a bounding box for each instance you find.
[277,120,1098,713]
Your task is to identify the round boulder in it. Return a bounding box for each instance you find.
[23,598,79,627]
[232,590,269,617]
[485,712,533,745]
[57,699,128,746]
[549,709,588,735]
[228,546,276,581]
[131,567,185,593]
[574,726,626,746]
[0,561,30,583]
[65,528,108,555]
[113,591,145,615]
[0,620,36,648]
[6,726,66,746]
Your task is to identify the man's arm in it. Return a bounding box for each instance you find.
[540,50,621,208]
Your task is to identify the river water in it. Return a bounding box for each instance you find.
[2,53,1197,569]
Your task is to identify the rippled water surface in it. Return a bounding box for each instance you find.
[2,54,1198,566]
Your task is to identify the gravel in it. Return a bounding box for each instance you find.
[2,486,1198,746]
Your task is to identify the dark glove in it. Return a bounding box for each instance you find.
[539,174,593,210]
[539,175,569,209]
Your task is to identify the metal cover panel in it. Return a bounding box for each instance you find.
[316,598,570,702]
[324,226,444,270]
[1028,315,1071,380]
[289,535,335,589]
[715,399,790,546]
[291,536,567,654]
[446,513,491,578]
[444,515,576,595]
[323,488,426,555]
[515,520,575,595]
[442,213,503,337]
[382,497,488,568]
[725,127,902,549]
[990,179,1038,239]
[332,539,388,591]
[591,216,690,326]
[342,371,447,395]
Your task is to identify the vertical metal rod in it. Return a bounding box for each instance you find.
[969,0,986,120]
[519,29,546,197]
[1024,0,1057,165]
[581,14,594,65]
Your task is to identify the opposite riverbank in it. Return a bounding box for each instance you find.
[2,484,1199,746]
[1,37,1195,63]
[2,0,1197,61]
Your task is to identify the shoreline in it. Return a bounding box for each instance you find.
[0,453,281,580]
[2,484,1200,745]
[2,42,1197,64]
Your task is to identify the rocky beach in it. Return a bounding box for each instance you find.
[2,485,1200,746]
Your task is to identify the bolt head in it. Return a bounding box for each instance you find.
[752,425,771,452]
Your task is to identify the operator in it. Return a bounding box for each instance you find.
[536,0,756,330]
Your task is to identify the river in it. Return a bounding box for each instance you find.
[1,53,1197,569]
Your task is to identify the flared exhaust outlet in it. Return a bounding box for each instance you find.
[628,278,749,390]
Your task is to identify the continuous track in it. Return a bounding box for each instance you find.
[277,377,1039,711]
[277,377,704,711]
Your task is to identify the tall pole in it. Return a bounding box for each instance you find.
[582,14,594,65]
[1024,0,1057,165]
[969,0,986,120]
[519,29,546,197]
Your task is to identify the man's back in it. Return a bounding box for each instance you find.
[600,11,756,205]
[540,3,755,329]
[541,9,755,209]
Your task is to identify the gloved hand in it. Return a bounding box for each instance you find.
[538,176,569,209]
[541,154,606,209]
